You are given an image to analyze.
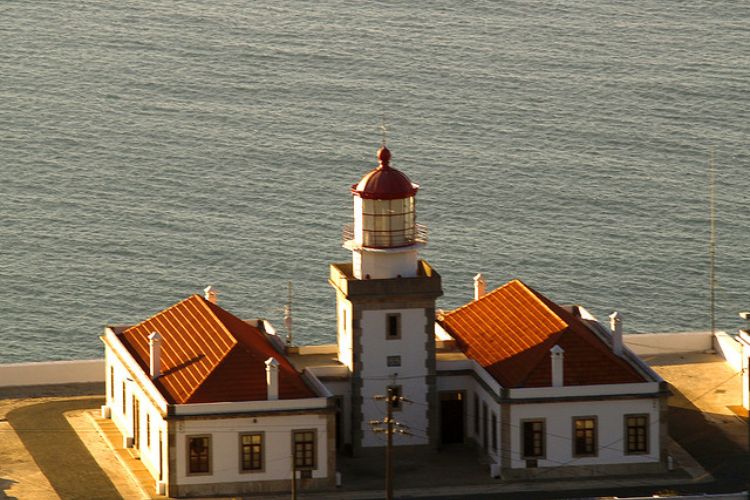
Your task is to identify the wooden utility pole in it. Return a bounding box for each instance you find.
[370,386,412,500]
[291,453,297,500]
[385,386,394,500]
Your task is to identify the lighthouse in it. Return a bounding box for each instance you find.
[330,145,443,455]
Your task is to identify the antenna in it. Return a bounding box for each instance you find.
[708,147,717,336]
[284,281,293,347]
[380,115,388,146]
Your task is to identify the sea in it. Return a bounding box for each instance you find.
[1,0,748,363]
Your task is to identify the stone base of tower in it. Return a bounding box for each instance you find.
[329,260,443,456]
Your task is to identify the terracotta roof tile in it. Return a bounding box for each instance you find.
[118,295,315,404]
[438,280,645,388]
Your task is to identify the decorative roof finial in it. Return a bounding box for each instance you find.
[380,115,388,147]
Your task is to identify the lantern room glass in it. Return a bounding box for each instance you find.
[361,197,416,247]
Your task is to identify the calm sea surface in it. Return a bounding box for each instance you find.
[1,1,748,363]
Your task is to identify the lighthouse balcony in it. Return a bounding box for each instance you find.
[342,223,428,249]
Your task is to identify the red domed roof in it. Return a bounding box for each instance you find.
[352,146,419,200]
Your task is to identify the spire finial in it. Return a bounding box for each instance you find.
[380,115,388,147]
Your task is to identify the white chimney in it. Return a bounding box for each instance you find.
[148,331,162,379]
[609,311,623,356]
[204,285,218,304]
[473,273,487,301]
[265,357,279,401]
[550,345,564,387]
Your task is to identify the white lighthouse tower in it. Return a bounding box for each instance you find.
[329,145,443,455]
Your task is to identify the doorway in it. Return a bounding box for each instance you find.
[132,398,140,449]
[439,391,464,444]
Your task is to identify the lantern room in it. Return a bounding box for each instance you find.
[344,146,427,279]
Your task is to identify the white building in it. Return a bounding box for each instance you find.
[101,293,335,497]
[101,143,668,496]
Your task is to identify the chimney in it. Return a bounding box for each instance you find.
[265,357,279,401]
[473,273,487,301]
[148,331,162,379]
[609,311,623,356]
[550,345,564,387]
[204,285,218,304]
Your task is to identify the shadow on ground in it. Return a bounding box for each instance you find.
[0,478,18,500]
[6,397,121,500]
[667,385,749,493]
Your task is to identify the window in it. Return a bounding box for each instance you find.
[341,309,347,333]
[110,366,114,398]
[121,382,126,414]
[573,417,597,457]
[187,436,211,474]
[240,433,263,472]
[387,355,401,367]
[388,385,403,411]
[386,314,401,339]
[491,412,498,452]
[293,430,316,469]
[473,394,479,434]
[146,413,151,448]
[361,197,416,247]
[625,414,649,454]
[522,420,545,458]
[482,402,488,449]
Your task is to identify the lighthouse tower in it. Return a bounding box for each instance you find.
[329,145,443,455]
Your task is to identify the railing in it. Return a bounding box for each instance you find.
[342,223,428,248]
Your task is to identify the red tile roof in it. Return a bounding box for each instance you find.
[118,295,315,404]
[438,280,645,388]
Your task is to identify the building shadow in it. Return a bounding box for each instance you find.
[667,385,749,493]
[6,397,121,499]
[0,478,18,499]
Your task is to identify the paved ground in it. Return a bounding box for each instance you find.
[646,352,750,494]
[1,354,747,499]
[0,383,104,500]
[6,397,120,500]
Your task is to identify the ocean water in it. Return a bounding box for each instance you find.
[1,0,748,363]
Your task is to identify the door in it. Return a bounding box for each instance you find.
[439,391,464,444]
[132,398,140,449]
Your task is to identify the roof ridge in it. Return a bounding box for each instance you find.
[123,294,201,335]
[443,279,568,327]
[179,295,238,402]
[441,279,517,318]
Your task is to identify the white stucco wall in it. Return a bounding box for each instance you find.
[175,413,329,485]
[336,298,353,371]
[0,359,104,387]
[360,308,429,447]
[737,331,750,410]
[623,331,713,356]
[357,249,419,280]
[714,331,744,373]
[105,345,168,485]
[509,399,660,469]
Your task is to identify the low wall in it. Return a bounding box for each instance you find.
[623,331,713,356]
[714,331,744,373]
[0,359,105,388]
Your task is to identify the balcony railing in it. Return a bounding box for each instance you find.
[343,223,428,249]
